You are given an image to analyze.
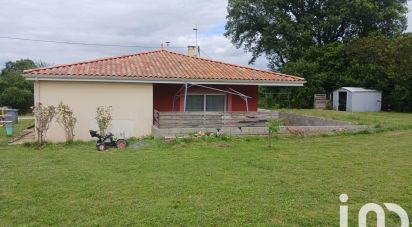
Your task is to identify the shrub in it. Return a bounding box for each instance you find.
[32,102,56,145]
[56,102,77,142]
[95,106,112,136]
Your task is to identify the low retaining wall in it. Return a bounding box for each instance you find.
[154,110,279,128]
[152,126,268,137]
[152,125,368,137]
[152,110,368,137]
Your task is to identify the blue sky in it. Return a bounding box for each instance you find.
[0,0,411,71]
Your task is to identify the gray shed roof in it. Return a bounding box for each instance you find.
[338,87,380,93]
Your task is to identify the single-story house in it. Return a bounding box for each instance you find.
[332,87,382,112]
[24,47,305,141]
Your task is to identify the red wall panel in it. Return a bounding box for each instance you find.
[229,85,258,111]
[153,84,181,111]
[153,84,258,112]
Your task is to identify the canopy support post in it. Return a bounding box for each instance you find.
[183,83,188,112]
[229,88,250,112]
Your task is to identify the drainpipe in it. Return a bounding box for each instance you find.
[34,77,39,142]
[35,77,40,103]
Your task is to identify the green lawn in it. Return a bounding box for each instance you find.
[0,113,411,226]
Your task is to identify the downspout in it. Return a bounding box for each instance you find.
[34,77,39,142]
[35,77,40,103]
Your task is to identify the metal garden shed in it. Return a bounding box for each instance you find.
[332,87,382,112]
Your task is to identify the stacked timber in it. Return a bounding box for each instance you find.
[154,110,279,129]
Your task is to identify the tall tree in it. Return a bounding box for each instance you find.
[225,0,408,68]
[345,34,412,111]
[274,34,412,111]
[1,59,37,76]
[0,59,42,113]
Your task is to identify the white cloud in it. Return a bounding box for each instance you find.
[0,0,269,70]
[0,0,411,71]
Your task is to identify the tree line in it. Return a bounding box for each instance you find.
[225,0,411,111]
[0,59,42,113]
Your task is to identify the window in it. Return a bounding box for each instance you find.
[206,95,225,111]
[185,95,204,111]
[185,94,226,112]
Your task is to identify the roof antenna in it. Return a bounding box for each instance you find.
[193,26,199,57]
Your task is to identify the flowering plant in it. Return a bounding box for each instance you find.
[95,106,112,136]
[56,102,77,142]
[32,102,56,145]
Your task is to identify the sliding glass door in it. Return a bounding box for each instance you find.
[185,94,226,112]
[206,95,225,111]
[185,95,204,111]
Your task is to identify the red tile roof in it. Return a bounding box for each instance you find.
[23,49,304,84]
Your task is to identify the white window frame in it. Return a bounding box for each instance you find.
[186,93,227,112]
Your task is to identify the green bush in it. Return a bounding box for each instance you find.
[0,87,33,112]
[0,59,42,113]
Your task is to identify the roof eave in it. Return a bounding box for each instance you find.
[24,74,306,87]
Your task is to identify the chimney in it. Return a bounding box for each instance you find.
[187,45,197,57]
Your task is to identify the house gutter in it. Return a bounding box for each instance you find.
[24,74,306,87]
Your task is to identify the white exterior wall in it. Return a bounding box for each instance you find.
[34,81,153,142]
[350,92,382,112]
[346,91,353,112]
[332,90,339,110]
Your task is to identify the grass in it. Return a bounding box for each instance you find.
[0,113,411,226]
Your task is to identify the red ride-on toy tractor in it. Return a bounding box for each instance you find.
[89,130,127,151]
